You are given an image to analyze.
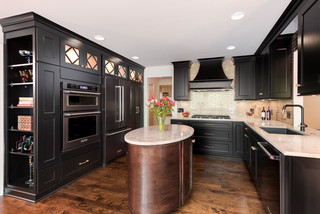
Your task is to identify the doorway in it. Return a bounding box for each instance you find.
[148,77,172,126]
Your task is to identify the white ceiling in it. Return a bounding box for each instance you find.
[1,0,291,67]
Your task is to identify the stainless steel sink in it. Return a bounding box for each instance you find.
[260,127,304,135]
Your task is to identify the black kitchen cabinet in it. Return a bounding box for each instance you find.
[1,12,144,202]
[105,76,130,132]
[234,56,256,100]
[36,28,60,65]
[270,35,293,99]
[291,157,320,214]
[172,61,191,101]
[60,37,101,74]
[130,82,143,129]
[182,120,234,157]
[232,122,244,158]
[255,54,270,99]
[298,0,320,95]
[37,63,60,170]
[171,119,189,125]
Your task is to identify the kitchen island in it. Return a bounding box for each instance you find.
[125,124,194,214]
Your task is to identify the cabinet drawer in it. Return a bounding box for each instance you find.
[61,147,100,181]
[171,119,189,125]
[189,121,232,129]
[105,131,128,162]
[194,128,232,141]
[193,138,232,156]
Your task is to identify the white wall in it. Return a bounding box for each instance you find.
[143,65,174,127]
[0,32,4,195]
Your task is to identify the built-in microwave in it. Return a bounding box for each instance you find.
[62,82,100,112]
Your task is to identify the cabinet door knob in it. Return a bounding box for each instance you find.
[244,134,248,138]
[245,128,248,131]
[192,139,196,143]
[259,92,263,96]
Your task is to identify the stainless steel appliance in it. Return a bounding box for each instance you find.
[63,111,101,151]
[62,82,101,151]
[257,141,280,214]
[63,82,100,112]
[191,115,230,119]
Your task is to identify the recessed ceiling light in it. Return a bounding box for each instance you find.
[231,12,245,20]
[227,45,236,50]
[132,56,139,60]
[94,35,105,41]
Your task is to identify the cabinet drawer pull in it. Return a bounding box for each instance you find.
[251,146,257,151]
[117,149,123,153]
[259,92,263,96]
[204,132,216,136]
[203,145,215,149]
[79,159,90,166]
[244,134,248,138]
[244,128,248,131]
[192,139,196,143]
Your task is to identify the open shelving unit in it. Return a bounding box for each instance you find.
[5,33,36,193]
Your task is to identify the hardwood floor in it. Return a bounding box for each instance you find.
[0,155,265,214]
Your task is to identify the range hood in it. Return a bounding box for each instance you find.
[189,57,233,90]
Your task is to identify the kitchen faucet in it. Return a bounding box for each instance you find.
[282,104,308,131]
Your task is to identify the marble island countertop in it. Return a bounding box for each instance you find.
[125,124,194,146]
[172,115,320,159]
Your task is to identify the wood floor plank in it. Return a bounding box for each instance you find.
[0,155,265,214]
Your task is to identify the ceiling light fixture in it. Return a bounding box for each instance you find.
[132,56,139,60]
[94,35,105,41]
[227,45,236,50]
[231,12,245,20]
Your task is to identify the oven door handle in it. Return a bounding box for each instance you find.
[257,142,280,160]
[63,111,101,117]
[63,90,101,96]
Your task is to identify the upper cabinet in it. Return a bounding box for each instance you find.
[255,54,270,99]
[60,38,101,74]
[36,28,60,65]
[270,35,293,99]
[172,61,191,101]
[234,56,256,100]
[298,0,320,95]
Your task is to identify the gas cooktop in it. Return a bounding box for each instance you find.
[191,115,231,119]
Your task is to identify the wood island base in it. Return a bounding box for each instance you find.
[128,138,192,214]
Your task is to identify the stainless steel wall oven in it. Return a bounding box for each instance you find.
[62,82,101,151]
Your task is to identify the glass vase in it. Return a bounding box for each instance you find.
[156,116,166,131]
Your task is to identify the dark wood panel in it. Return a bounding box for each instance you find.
[189,120,232,129]
[37,63,60,170]
[234,56,256,100]
[182,139,192,205]
[172,61,191,101]
[171,119,189,125]
[36,28,59,65]
[61,147,100,181]
[38,165,59,193]
[105,131,128,163]
[270,35,292,99]
[60,67,101,84]
[128,142,180,214]
[194,128,232,141]
[232,122,244,158]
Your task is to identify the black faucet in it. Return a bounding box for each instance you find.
[282,104,308,131]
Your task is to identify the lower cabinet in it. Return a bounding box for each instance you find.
[61,142,101,183]
[38,165,59,194]
[171,119,243,158]
[105,130,130,163]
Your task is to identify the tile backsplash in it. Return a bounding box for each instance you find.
[176,60,293,125]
